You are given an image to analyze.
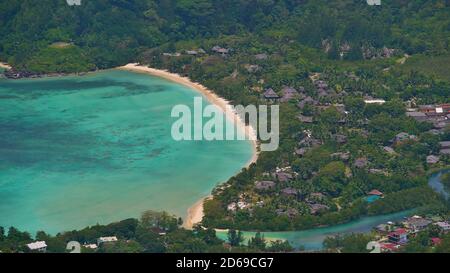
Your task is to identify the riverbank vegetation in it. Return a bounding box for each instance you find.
[324,231,450,253]
[442,173,450,191]
[0,211,291,253]
[323,207,450,253]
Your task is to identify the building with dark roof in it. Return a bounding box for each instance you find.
[263,88,280,101]
[255,181,276,191]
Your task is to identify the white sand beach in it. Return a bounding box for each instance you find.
[0,62,11,70]
[183,195,213,230]
[117,63,260,229]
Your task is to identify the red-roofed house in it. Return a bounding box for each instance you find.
[431,238,442,246]
[380,243,400,253]
[388,228,408,244]
[368,190,384,197]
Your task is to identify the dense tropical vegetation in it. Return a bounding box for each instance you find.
[1,0,450,252]
[1,0,450,74]
[0,210,292,253]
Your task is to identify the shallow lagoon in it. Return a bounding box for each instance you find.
[0,70,254,234]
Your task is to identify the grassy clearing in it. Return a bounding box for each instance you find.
[395,54,450,81]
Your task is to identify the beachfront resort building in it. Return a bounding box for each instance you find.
[26,241,47,252]
[97,236,118,245]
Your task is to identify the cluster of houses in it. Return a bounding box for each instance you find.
[306,193,330,215]
[372,215,450,252]
[370,128,445,166]
[426,141,450,165]
[162,45,233,58]
[323,43,396,60]
[227,164,332,216]
[314,143,389,175]
[25,236,120,253]
[230,169,389,218]
[403,103,450,163]
[262,86,306,103]
[381,130,449,165]
[262,75,344,104]
[313,79,335,98]
[407,104,450,132]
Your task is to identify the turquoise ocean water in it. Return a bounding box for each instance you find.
[0,70,253,234]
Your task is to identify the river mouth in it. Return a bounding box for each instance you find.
[0,70,254,234]
[216,210,414,250]
[215,171,450,251]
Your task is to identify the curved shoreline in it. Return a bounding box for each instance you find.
[116,63,259,229]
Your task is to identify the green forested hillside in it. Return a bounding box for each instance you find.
[395,54,450,81]
[1,0,450,72]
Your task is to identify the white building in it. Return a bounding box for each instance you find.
[66,0,81,6]
[97,236,118,245]
[27,241,47,252]
[227,202,237,211]
[364,99,386,105]
[237,201,248,210]
[435,222,450,232]
[83,244,98,249]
